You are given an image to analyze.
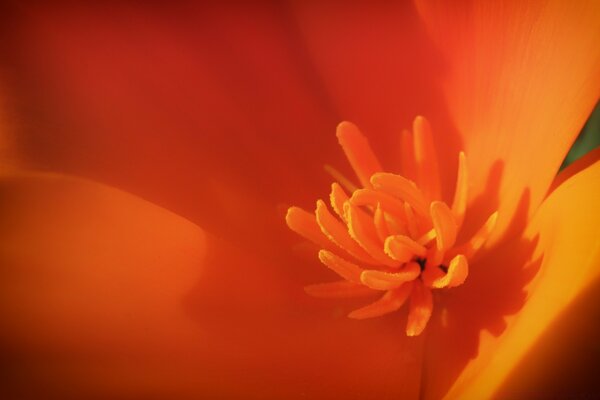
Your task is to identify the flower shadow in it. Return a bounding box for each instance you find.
[421,160,544,398]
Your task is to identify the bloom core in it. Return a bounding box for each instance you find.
[286,116,498,336]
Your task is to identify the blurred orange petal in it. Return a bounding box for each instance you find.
[0,171,431,398]
[0,171,206,396]
[291,2,461,198]
[2,2,337,258]
[0,1,599,398]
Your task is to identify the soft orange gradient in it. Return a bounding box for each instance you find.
[0,1,599,399]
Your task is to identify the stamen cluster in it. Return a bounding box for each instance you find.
[287,117,497,336]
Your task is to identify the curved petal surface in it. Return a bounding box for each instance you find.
[423,150,600,398]
[0,81,20,171]
[0,171,426,399]
[291,2,462,200]
[0,2,337,259]
[416,0,600,243]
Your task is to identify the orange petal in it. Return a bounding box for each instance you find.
[292,0,458,213]
[348,283,413,319]
[400,128,417,181]
[425,156,600,399]
[416,0,600,245]
[8,2,338,261]
[0,84,20,172]
[0,171,212,396]
[336,121,382,189]
[360,262,421,291]
[0,171,423,398]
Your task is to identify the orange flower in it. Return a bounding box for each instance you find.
[0,1,599,399]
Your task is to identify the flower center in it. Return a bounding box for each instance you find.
[286,116,497,336]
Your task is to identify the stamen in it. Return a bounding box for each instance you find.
[430,201,458,251]
[287,118,499,337]
[403,203,420,239]
[406,280,433,337]
[370,173,429,217]
[384,235,427,262]
[373,203,391,242]
[350,188,407,220]
[318,250,364,283]
[425,245,444,269]
[286,207,337,251]
[451,152,468,229]
[344,202,400,268]
[430,254,469,289]
[450,212,499,259]
[336,121,382,189]
[305,281,376,298]
[324,165,359,193]
[330,182,350,221]
[413,116,441,201]
[348,282,413,319]
[382,212,407,237]
[360,262,421,291]
[315,200,379,265]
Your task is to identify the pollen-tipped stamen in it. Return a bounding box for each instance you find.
[452,152,468,229]
[330,182,350,221]
[360,262,421,291]
[287,116,498,337]
[286,207,336,252]
[413,116,441,201]
[370,173,429,217]
[373,203,391,242]
[315,200,379,265]
[430,254,468,289]
[430,201,458,251]
[318,250,364,283]
[348,282,413,319]
[384,235,427,262]
[344,202,400,268]
[336,121,382,189]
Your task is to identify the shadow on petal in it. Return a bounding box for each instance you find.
[423,163,544,399]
